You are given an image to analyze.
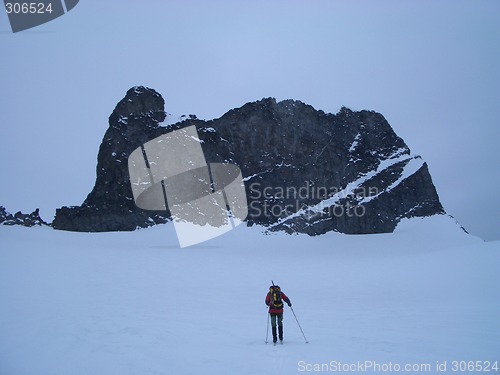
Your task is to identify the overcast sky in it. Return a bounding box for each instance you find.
[1,0,499,240]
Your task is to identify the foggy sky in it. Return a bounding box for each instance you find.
[1,0,499,240]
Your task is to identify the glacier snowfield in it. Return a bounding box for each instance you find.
[1,215,498,375]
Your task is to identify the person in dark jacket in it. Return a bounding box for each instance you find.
[265,285,291,344]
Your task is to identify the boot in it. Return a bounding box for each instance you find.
[272,327,277,344]
[278,324,283,343]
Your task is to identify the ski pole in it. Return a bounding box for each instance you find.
[265,311,270,344]
[266,280,273,344]
[290,306,309,343]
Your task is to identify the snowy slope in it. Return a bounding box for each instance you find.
[0,216,498,375]
[269,152,425,229]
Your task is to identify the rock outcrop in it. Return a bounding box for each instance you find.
[53,87,444,234]
[52,87,170,231]
[1,206,49,227]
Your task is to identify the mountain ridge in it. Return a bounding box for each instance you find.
[51,86,444,234]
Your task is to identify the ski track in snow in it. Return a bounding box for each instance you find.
[0,216,498,375]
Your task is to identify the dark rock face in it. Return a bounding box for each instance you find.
[52,87,444,234]
[196,100,444,235]
[52,87,170,231]
[1,206,49,227]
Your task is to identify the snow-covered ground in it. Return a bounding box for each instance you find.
[0,215,498,375]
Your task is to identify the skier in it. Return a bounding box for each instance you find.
[265,284,292,344]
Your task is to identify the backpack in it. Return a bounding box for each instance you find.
[269,285,283,309]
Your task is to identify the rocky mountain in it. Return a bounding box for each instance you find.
[52,87,170,232]
[0,206,49,227]
[52,86,444,234]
